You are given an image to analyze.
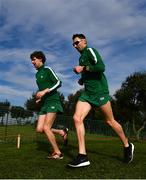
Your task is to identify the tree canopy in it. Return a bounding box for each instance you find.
[113,71,146,140]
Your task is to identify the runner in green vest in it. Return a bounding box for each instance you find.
[68,34,134,168]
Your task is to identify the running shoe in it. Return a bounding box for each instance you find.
[47,152,63,160]
[63,127,69,146]
[124,142,134,163]
[68,154,90,168]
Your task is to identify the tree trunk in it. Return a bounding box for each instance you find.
[133,119,146,141]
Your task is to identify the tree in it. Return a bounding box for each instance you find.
[63,89,84,115]
[0,100,10,125]
[114,71,146,140]
[25,93,40,112]
[10,106,33,125]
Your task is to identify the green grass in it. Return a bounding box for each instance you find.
[0,125,37,142]
[0,125,36,136]
[0,127,146,178]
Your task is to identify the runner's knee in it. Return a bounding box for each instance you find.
[36,127,43,133]
[43,125,51,133]
[105,119,115,127]
[73,114,82,125]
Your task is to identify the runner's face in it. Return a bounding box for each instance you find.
[31,57,43,69]
[73,37,86,52]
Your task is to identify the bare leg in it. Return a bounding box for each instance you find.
[36,115,46,133]
[52,128,64,136]
[73,101,91,154]
[43,113,61,154]
[99,101,129,147]
[52,128,68,145]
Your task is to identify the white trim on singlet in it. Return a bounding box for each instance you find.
[45,66,61,91]
[87,48,98,63]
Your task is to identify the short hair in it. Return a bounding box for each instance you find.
[72,34,86,40]
[30,51,46,63]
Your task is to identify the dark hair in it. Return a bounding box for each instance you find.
[30,51,46,63]
[72,34,86,40]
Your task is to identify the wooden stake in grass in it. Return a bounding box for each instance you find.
[17,134,21,149]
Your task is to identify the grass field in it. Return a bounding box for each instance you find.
[0,127,146,179]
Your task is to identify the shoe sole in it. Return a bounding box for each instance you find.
[68,161,90,168]
[47,156,63,160]
[128,143,134,163]
[46,154,63,160]
[64,128,69,134]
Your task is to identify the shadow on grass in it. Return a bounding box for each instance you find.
[36,140,50,153]
[35,139,77,160]
[87,147,123,162]
[62,144,78,159]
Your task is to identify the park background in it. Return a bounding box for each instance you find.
[0,0,146,179]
